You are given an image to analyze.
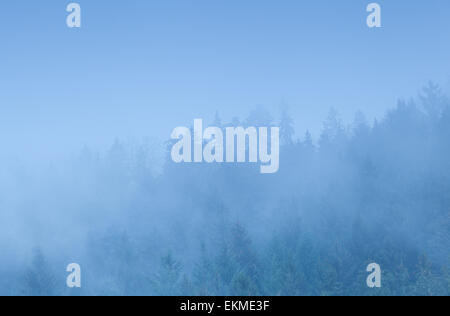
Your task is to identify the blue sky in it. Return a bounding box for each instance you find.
[1,0,450,161]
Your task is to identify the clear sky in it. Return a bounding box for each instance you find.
[1,0,450,161]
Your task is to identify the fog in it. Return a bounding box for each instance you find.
[1,0,450,296]
[0,83,448,295]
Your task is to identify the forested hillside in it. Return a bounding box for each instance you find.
[0,83,449,296]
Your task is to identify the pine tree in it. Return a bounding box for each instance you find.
[228,223,260,295]
[22,249,58,296]
[280,106,295,146]
[152,253,182,296]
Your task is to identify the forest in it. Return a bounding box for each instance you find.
[0,83,449,296]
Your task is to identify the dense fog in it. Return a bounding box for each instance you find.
[0,83,448,296]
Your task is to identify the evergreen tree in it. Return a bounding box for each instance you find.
[22,249,58,296]
[152,253,182,296]
[279,105,295,146]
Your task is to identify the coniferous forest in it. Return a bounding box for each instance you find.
[0,83,449,296]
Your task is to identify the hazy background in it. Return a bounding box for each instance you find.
[0,1,449,296]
